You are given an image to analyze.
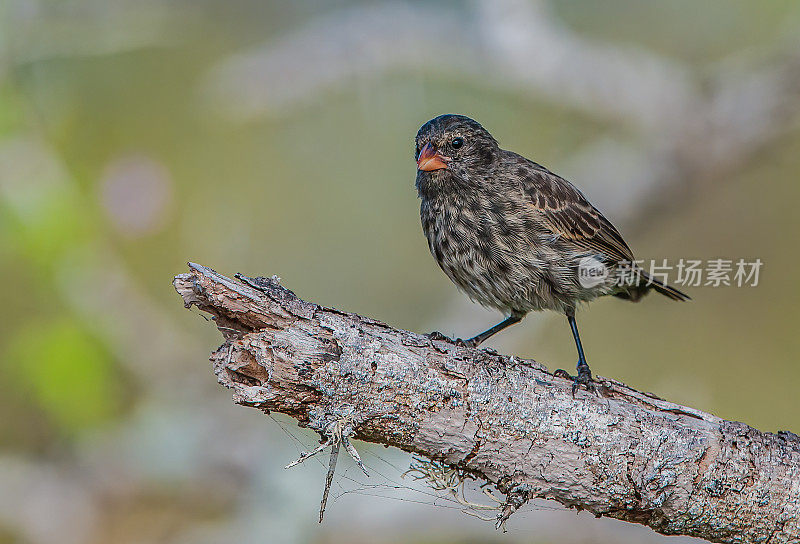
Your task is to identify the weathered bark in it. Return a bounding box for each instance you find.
[173,262,799,543]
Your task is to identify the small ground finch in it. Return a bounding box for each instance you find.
[415,114,689,392]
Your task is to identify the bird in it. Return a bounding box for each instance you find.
[414,114,689,392]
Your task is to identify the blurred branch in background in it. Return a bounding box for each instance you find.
[174,263,800,544]
[202,0,697,128]
[202,0,800,217]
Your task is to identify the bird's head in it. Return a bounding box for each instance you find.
[414,114,500,196]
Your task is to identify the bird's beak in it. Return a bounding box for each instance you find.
[417,143,449,171]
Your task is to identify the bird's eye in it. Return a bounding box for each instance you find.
[451,137,464,149]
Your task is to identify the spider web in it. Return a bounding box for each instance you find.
[268,414,561,522]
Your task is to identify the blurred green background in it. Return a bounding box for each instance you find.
[1,1,799,543]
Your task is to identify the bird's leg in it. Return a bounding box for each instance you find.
[428,314,523,347]
[554,311,596,395]
[463,313,523,347]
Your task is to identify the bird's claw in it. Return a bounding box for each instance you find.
[554,364,597,397]
[427,331,453,342]
[427,331,475,348]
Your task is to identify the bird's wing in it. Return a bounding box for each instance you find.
[518,162,634,263]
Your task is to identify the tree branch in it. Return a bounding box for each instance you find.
[173,262,799,543]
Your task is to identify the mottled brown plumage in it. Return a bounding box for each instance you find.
[414,114,688,391]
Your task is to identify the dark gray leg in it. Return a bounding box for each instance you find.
[429,313,524,348]
[555,309,595,395]
[464,313,523,347]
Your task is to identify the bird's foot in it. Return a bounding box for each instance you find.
[554,363,596,396]
[427,331,453,342]
[427,331,476,348]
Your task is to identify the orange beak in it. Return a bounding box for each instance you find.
[417,143,449,171]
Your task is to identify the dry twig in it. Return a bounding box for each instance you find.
[174,262,800,543]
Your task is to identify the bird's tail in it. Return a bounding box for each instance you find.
[648,274,691,301]
[615,271,691,302]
